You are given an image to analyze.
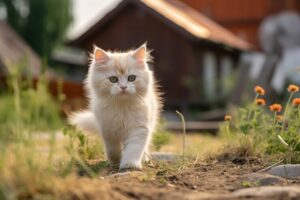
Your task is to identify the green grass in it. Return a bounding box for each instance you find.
[152,120,171,151]
[0,73,63,137]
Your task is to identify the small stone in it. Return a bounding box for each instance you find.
[233,186,300,198]
[167,183,175,188]
[241,173,285,186]
[269,164,300,178]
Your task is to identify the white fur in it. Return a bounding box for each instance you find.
[70,44,160,170]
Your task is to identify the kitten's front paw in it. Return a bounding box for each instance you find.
[119,160,142,171]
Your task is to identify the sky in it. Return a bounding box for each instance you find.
[68,0,121,39]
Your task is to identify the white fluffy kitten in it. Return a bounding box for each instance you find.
[70,44,161,170]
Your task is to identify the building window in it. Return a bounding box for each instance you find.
[221,56,234,97]
[203,52,217,101]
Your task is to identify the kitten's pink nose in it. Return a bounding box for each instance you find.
[120,86,127,91]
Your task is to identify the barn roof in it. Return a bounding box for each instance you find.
[0,20,41,76]
[69,0,252,51]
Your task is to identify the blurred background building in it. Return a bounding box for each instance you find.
[181,0,300,48]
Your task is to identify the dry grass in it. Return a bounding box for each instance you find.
[0,131,224,199]
[160,133,226,160]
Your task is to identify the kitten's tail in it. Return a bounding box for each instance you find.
[69,111,99,134]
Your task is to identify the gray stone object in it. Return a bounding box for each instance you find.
[179,186,300,199]
[233,186,300,198]
[241,173,285,186]
[269,164,300,178]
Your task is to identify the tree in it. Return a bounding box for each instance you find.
[0,0,72,59]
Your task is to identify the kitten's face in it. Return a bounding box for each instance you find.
[89,45,151,98]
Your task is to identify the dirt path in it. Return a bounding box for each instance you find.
[95,162,300,200]
[34,133,300,199]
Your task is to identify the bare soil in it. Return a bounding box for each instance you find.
[85,161,300,200]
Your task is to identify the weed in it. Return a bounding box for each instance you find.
[152,120,171,151]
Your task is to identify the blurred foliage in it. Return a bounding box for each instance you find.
[0,62,64,144]
[0,0,72,59]
[153,120,171,151]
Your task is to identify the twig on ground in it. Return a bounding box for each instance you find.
[256,159,284,173]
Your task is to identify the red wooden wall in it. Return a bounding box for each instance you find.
[180,0,300,48]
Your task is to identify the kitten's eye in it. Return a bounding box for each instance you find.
[109,76,118,83]
[128,75,136,82]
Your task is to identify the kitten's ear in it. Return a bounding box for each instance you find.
[94,46,109,64]
[132,44,147,63]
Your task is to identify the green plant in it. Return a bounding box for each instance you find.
[62,125,103,161]
[0,63,63,138]
[0,62,86,198]
[221,84,300,163]
[152,120,171,151]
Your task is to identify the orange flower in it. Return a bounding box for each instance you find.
[292,98,300,106]
[276,115,283,121]
[256,98,266,106]
[288,84,299,93]
[254,86,265,95]
[269,103,282,112]
[224,115,232,121]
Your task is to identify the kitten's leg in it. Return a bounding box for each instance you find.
[103,139,122,168]
[120,127,149,170]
